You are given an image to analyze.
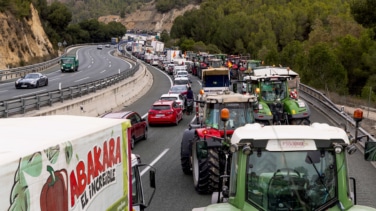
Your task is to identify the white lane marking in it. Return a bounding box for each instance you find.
[0,90,8,93]
[140,148,169,176]
[100,70,106,73]
[74,77,89,83]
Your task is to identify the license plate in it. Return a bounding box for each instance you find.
[21,85,27,88]
[156,114,164,117]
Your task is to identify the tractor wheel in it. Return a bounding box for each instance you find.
[192,142,220,194]
[181,156,192,175]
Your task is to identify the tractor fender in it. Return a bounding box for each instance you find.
[205,137,223,148]
[181,128,196,157]
[284,99,311,118]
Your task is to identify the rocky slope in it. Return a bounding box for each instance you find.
[0,4,54,70]
[98,2,199,32]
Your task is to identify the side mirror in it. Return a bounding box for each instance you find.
[364,142,376,161]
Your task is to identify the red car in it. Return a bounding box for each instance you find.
[148,100,183,126]
[101,111,147,149]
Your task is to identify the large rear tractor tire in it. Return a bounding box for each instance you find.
[181,156,192,175]
[192,142,220,194]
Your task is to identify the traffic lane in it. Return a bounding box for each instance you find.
[348,144,376,207]
[126,65,211,210]
[123,64,173,116]
[0,47,132,101]
[134,116,211,211]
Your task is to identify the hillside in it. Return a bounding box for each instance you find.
[98,1,199,32]
[0,4,55,70]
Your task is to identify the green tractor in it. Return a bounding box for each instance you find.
[193,109,376,211]
[243,66,310,125]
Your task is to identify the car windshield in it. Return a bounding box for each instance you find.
[25,74,39,79]
[161,97,178,101]
[170,86,186,92]
[177,72,188,77]
[246,150,336,210]
[152,105,171,110]
[174,79,189,85]
[61,58,74,64]
[204,102,254,129]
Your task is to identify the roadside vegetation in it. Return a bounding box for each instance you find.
[168,0,376,105]
[3,0,376,106]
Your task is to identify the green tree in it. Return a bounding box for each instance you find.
[179,38,195,52]
[160,30,170,43]
[335,35,367,95]
[46,2,72,32]
[305,43,348,94]
[350,0,376,28]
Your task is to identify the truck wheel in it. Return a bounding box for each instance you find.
[192,142,220,193]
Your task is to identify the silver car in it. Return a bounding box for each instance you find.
[15,73,48,89]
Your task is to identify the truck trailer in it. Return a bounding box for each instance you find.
[1,115,155,211]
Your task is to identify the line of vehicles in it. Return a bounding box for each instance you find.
[126,37,376,210]
[9,39,376,210]
[174,51,376,210]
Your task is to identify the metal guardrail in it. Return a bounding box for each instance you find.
[0,57,61,81]
[0,44,97,81]
[0,55,139,118]
[299,83,376,144]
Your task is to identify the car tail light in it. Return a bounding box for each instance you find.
[166,110,173,115]
[149,111,155,115]
[182,91,187,95]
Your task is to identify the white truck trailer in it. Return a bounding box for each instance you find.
[1,115,155,211]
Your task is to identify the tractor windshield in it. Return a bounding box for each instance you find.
[204,102,254,129]
[61,58,74,64]
[260,80,287,101]
[246,150,337,210]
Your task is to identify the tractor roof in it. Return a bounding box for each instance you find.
[252,66,299,77]
[204,92,257,103]
[231,123,349,147]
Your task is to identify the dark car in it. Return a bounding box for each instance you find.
[101,111,147,149]
[15,73,48,89]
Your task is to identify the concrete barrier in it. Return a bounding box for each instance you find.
[13,63,153,117]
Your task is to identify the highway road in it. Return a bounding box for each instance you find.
[0,46,133,101]
[116,63,376,210]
